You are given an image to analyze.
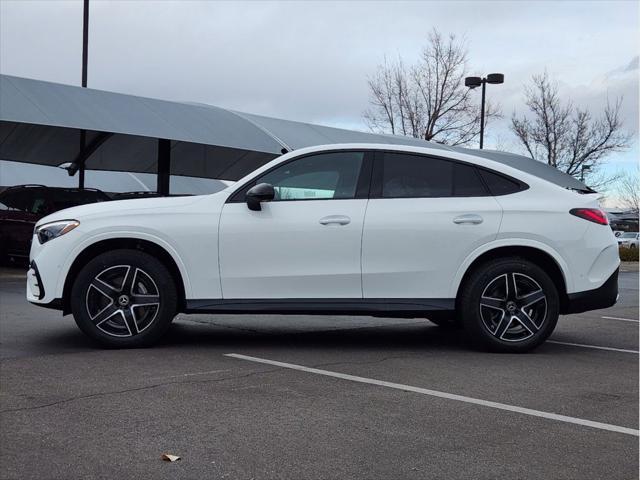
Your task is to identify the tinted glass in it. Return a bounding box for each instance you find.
[50,190,108,211]
[258,152,363,201]
[382,153,453,198]
[453,163,488,197]
[0,189,48,214]
[478,169,522,196]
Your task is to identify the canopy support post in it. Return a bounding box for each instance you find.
[157,138,171,196]
[78,130,86,189]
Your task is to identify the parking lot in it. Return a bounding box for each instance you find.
[1,266,638,479]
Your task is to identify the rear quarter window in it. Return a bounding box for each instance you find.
[453,163,488,197]
[478,169,525,196]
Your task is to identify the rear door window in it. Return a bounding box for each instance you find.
[382,153,453,198]
[380,153,489,198]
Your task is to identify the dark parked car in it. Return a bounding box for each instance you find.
[0,185,110,263]
[109,191,164,200]
[109,191,191,200]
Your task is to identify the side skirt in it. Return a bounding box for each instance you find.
[183,298,455,318]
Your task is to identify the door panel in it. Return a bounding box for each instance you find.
[362,197,502,298]
[219,150,370,299]
[362,151,503,299]
[219,200,367,298]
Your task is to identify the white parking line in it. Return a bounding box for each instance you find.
[547,340,639,354]
[601,316,639,323]
[225,353,639,437]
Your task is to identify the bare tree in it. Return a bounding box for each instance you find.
[364,29,499,146]
[616,168,639,213]
[511,72,631,188]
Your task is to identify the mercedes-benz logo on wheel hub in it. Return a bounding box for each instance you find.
[117,295,130,307]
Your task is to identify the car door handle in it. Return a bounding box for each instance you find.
[319,215,351,226]
[453,214,483,225]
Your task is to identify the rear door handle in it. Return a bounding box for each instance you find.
[453,214,483,225]
[319,215,351,226]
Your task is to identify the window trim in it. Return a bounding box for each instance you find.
[370,150,528,199]
[226,149,375,204]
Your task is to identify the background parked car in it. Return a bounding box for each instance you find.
[109,191,164,200]
[109,191,191,200]
[617,232,639,248]
[0,185,110,264]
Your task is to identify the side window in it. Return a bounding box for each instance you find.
[382,153,453,198]
[478,169,523,196]
[257,151,364,201]
[0,190,30,212]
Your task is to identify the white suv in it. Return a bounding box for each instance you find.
[27,144,619,352]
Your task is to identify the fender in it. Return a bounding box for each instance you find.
[54,229,193,299]
[449,238,572,298]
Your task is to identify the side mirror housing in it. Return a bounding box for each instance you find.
[246,183,275,211]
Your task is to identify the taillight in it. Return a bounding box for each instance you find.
[570,208,609,225]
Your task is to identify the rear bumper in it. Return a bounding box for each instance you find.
[563,267,618,314]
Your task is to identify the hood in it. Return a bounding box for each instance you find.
[36,194,208,226]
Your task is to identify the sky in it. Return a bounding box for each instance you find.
[0,0,638,201]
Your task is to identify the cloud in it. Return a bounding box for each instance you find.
[0,0,637,157]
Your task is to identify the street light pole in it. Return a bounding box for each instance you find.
[479,80,486,150]
[79,0,89,189]
[82,0,89,88]
[465,73,504,150]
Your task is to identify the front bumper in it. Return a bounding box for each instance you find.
[563,267,619,314]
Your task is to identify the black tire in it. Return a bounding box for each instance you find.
[459,257,559,353]
[71,249,178,348]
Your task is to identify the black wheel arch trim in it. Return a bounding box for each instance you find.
[61,238,187,315]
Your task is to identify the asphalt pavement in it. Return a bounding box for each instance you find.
[1,267,638,479]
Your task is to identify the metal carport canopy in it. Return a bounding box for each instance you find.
[1,74,589,193]
[0,74,447,184]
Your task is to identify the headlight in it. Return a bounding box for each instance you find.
[36,220,80,244]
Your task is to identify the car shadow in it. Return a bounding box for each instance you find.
[156,318,471,352]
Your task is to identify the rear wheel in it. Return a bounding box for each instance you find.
[459,257,559,353]
[71,249,177,348]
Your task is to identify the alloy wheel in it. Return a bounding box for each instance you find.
[479,272,547,342]
[85,265,160,337]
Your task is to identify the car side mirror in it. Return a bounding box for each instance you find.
[246,183,275,211]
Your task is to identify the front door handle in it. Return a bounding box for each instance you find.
[453,214,483,225]
[319,215,351,226]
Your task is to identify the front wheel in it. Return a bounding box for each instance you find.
[71,249,178,348]
[459,257,559,353]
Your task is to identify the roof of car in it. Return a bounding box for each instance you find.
[289,143,595,193]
